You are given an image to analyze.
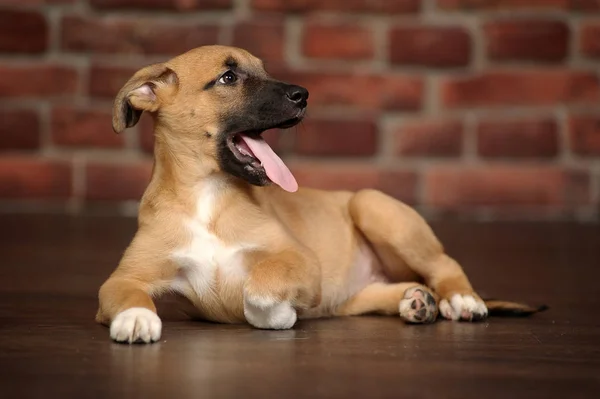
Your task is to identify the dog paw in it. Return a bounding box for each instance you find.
[243,294,297,330]
[399,286,438,324]
[439,293,488,322]
[110,307,162,344]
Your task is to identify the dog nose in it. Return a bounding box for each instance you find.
[285,85,309,104]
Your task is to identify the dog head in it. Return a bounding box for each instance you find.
[112,45,308,192]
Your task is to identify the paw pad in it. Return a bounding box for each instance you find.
[399,286,438,324]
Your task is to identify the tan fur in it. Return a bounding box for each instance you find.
[334,283,424,316]
[97,46,543,342]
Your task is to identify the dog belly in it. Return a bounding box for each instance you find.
[300,239,386,319]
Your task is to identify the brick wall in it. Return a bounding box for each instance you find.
[1,0,599,219]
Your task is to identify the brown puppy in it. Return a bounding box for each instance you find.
[96,45,544,343]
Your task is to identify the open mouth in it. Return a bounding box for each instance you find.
[229,132,262,167]
[226,116,303,193]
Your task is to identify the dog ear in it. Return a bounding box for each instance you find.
[112,63,178,133]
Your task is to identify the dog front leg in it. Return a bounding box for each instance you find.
[96,276,164,344]
[243,249,321,330]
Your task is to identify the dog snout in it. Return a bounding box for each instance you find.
[285,85,309,105]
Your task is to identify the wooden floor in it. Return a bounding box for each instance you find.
[1,214,599,398]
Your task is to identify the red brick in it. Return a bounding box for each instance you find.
[90,0,232,10]
[581,23,600,58]
[290,163,417,203]
[437,0,599,10]
[569,113,600,156]
[302,22,374,60]
[0,10,47,54]
[232,19,285,65]
[394,119,463,157]
[477,118,558,158]
[441,70,599,108]
[424,166,589,208]
[85,162,152,201]
[252,0,420,13]
[89,64,143,99]
[275,70,423,111]
[0,110,40,150]
[293,119,377,157]
[51,106,123,149]
[389,26,471,67]
[0,0,74,4]
[0,64,78,98]
[572,0,600,11]
[0,157,72,199]
[61,16,219,56]
[485,20,569,62]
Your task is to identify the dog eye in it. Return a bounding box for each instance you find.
[218,71,237,85]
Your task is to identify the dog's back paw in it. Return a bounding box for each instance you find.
[399,286,438,324]
[439,293,488,322]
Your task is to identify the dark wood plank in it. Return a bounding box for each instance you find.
[1,215,599,398]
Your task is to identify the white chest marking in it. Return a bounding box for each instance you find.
[170,180,251,297]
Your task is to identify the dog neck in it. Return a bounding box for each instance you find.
[151,123,215,182]
[146,122,253,209]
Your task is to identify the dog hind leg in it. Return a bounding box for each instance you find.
[348,189,488,322]
[334,282,439,324]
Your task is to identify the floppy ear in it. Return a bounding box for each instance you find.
[112,63,178,133]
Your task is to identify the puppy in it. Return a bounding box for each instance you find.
[96,45,545,343]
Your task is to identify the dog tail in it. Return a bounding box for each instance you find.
[483,299,548,317]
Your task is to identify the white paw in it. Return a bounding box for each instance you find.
[110,307,162,344]
[243,294,297,330]
[439,294,488,322]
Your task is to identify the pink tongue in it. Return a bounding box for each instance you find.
[239,135,298,193]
